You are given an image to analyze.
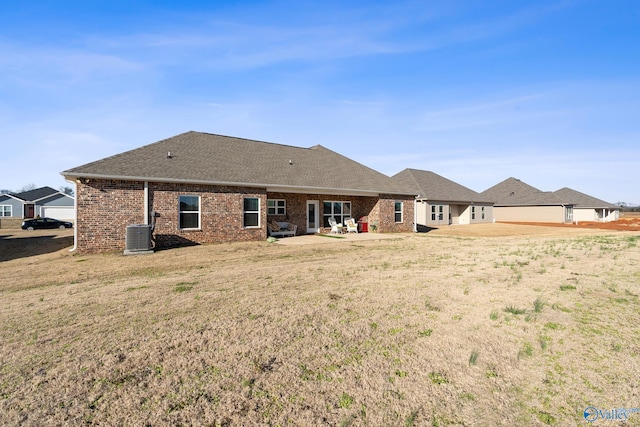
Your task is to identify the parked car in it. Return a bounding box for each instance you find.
[21,217,73,230]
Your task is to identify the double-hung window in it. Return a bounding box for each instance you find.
[323,201,351,227]
[244,197,260,227]
[481,206,486,220]
[471,206,476,220]
[179,195,200,229]
[267,199,286,215]
[1,205,11,217]
[394,202,403,223]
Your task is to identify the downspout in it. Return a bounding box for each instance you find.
[144,181,149,224]
[413,197,419,232]
[67,178,77,252]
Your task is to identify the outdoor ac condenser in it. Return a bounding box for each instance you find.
[124,224,153,255]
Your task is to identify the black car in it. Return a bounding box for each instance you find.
[21,217,73,230]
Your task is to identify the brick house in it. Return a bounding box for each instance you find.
[61,131,415,253]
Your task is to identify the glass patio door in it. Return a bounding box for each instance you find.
[306,200,319,233]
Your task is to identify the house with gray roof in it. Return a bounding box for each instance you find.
[481,177,619,223]
[0,186,74,224]
[61,131,415,253]
[391,169,494,228]
[553,187,619,222]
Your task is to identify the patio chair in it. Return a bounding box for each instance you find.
[345,218,358,233]
[328,217,343,234]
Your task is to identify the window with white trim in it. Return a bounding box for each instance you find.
[394,201,403,223]
[244,197,260,227]
[323,201,351,227]
[481,206,486,220]
[1,205,11,217]
[179,195,200,229]
[267,199,286,215]
[471,206,476,220]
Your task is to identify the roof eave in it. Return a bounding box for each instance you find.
[61,172,412,197]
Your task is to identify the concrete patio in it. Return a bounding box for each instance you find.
[274,232,406,246]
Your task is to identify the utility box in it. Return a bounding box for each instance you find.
[124,224,153,255]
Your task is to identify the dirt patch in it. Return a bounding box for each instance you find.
[1,227,640,425]
[501,218,640,232]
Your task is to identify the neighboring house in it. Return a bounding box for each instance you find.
[0,186,75,221]
[553,187,619,222]
[61,131,415,253]
[481,178,575,223]
[392,169,494,228]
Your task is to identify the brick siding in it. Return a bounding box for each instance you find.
[75,179,414,253]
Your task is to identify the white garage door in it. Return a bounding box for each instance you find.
[41,207,75,221]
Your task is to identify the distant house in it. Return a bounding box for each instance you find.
[61,131,415,253]
[0,186,74,222]
[481,178,619,223]
[392,169,494,228]
[553,187,619,222]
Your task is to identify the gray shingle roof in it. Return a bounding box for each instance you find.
[392,169,492,203]
[14,186,59,202]
[61,131,412,195]
[481,177,565,206]
[553,187,618,209]
[482,178,619,208]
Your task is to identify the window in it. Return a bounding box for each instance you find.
[439,205,443,220]
[1,205,11,217]
[471,206,476,220]
[431,205,436,221]
[394,202,403,223]
[267,199,286,215]
[244,197,260,227]
[179,195,200,229]
[481,206,486,220]
[323,201,351,227]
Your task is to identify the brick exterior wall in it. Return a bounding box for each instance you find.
[149,182,266,248]
[266,192,414,234]
[76,180,146,253]
[75,179,414,253]
[370,194,415,233]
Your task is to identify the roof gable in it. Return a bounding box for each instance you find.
[392,169,492,203]
[14,186,60,202]
[481,178,564,206]
[62,131,411,195]
[554,187,618,209]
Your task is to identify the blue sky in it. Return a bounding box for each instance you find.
[1,0,638,203]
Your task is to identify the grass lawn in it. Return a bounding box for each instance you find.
[1,226,639,425]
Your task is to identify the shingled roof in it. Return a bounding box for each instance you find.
[553,187,618,209]
[14,186,60,202]
[62,131,412,196]
[391,169,492,203]
[481,177,565,206]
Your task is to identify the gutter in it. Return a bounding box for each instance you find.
[61,172,416,197]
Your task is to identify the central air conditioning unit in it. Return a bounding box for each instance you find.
[124,224,153,255]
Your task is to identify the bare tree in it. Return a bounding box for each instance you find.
[59,186,75,197]
[17,183,36,193]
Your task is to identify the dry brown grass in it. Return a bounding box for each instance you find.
[2,225,640,426]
